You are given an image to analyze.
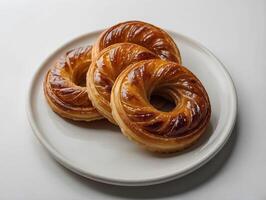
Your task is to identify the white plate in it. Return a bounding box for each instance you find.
[27,30,237,186]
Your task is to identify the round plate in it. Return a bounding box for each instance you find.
[27,30,237,186]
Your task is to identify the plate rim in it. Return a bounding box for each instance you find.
[26,29,237,186]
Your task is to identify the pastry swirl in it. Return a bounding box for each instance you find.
[111,59,211,152]
[92,21,181,64]
[44,45,102,121]
[87,43,158,123]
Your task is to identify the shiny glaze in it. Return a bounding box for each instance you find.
[94,21,181,63]
[89,43,158,116]
[119,59,211,138]
[44,46,97,113]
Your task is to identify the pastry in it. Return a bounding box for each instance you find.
[44,45,102,121]
[92,21,182,64]
[87,43,158,123]
[111,59,211,152]
[42,21,212,154]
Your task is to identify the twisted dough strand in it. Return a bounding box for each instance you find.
[93,21,181,63]
[111,59,211,152]
[44,45,102,121]
[87,43,158,123]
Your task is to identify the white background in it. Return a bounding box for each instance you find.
[0,0,265,199]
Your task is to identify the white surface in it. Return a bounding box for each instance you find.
[27,30,236,186]
[0,0,265,199]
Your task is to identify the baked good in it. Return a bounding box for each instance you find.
[43,21,212,154]
[87,43,158,123]
[92,21,182,64]
[111,59,211,152]
[44,45,102,121]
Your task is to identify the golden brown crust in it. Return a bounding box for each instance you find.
[43,45,103,121]
[92,21,181,64]
[87,43,158,123]
[111,59,211,152]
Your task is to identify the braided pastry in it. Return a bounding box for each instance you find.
[111,59,211,152]
[44,45,102,121]
[43,21,212,153]
[92,21,181,64]
[87,43,158,123]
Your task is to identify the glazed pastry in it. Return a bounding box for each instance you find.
[92,21,182,64]
[44,45,102,121]
[111,59,211,153]
[87,43,158,123]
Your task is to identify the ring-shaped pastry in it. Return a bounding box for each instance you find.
[44,45,102,121]
[111,59,211,153]
[92,21,181,64]
[87,43,158,123]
